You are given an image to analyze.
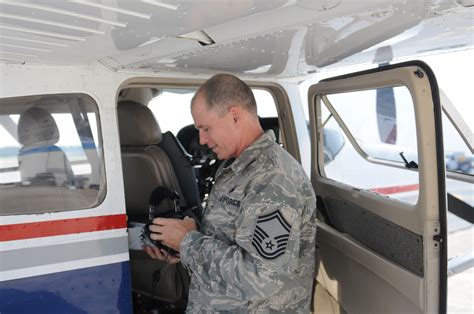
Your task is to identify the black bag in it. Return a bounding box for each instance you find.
[129,249,190,306]
[137,186,200,305]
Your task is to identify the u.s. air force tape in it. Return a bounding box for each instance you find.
[252,209,292,260]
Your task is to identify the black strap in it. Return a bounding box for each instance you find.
[448,193,474,224]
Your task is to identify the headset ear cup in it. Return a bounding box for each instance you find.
[149,186,180,206]
[144,186,183,258]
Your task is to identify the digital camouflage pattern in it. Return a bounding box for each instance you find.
[180,131,317,313]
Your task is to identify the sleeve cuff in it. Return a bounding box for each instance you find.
[180,230,202,268]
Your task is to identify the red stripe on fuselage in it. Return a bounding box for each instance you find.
[0,214,127,242]
[371,184,419,195]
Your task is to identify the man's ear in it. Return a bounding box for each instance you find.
[229,106,241,124]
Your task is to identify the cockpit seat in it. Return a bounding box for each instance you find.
[118,100,183,221]
[158,131,201,213]
[117,100,192,306]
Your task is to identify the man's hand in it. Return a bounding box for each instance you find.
[149,216,197,252]
[143,245,181,264]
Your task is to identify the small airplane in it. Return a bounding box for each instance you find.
[0,0,473,313]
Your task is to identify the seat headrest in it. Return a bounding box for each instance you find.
[118,100,162,145]
[17,107,59,147]
[259,117,280,143]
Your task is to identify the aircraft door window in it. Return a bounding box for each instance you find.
[0,94,105,215]
[320,86,420,205]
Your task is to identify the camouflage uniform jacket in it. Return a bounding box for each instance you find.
[180,131,317,313]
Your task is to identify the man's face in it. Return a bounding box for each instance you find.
[191,95,240,160]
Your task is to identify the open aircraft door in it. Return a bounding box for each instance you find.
[308,62,447,313]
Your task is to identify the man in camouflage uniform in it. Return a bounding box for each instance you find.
[146,73,316,312]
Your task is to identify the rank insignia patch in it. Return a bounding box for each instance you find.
[252,209,292,260]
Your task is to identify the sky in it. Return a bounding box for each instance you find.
[420,50,473,132]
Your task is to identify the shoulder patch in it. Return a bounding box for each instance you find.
[252,209,292,260]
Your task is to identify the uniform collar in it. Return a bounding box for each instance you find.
[224,130,276,175]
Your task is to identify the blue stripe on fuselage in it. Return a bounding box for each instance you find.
[0,261,132,314]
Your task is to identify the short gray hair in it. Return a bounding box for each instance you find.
[191,73,257,116]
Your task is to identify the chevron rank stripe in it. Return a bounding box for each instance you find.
[252,209,292,260]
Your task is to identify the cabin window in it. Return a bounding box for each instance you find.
[148,88,195,135]
[0,94,105,215]
[319,86,420,205]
